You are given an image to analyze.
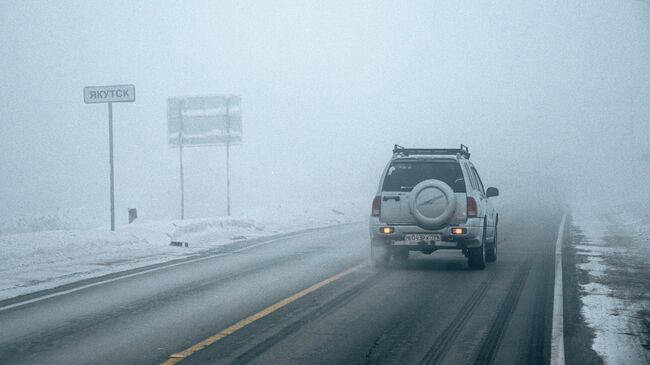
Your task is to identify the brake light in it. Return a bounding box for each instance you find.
[372,196,381,217]
[451,228,467,235]
[467,197,477,218]
[380,227,394,234]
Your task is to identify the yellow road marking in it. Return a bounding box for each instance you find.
[161,263,364,364]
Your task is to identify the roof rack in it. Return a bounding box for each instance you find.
[393,144,470,159]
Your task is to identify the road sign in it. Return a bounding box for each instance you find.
[167,95,242,146]
[167,95,242,218]
[84,85,135,104]
[84,84,136,231]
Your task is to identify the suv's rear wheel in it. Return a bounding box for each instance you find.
[371,242,390,268]
[486,226,497,262]
[468,225,487,270]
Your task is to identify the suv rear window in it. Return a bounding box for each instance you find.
[382,161,466,193]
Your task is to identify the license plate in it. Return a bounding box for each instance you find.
[404,233,441,243]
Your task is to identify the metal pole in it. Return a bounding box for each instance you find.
[226,97,231,216]
[108,102,115,231]
[179,102,185,220]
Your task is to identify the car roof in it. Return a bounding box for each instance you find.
[391,155,465,163]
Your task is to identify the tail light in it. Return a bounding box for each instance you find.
[451,227,467,235]
[467,197,478,218]
[372,196,381,217]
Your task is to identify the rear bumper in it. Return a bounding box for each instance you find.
[369,217,483,249]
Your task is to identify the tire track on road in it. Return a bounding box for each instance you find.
[418,272,496,365]
[204,267,386,364]
[473,261,532,365]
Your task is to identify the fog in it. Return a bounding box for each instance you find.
[1,1,649,229]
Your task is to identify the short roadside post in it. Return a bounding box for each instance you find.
[84,84,135,231]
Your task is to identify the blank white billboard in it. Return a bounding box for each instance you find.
[167,95,242,147]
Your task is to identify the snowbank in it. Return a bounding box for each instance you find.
[0,201,366,301]
[571,203,650,364]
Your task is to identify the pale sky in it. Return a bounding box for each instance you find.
[1,1,649,225]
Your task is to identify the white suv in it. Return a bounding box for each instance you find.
[369,145,499,269]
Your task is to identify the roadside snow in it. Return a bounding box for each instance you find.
[0,201,365,301]
[571,204,650,364]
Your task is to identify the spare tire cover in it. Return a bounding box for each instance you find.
[409,179,457,229]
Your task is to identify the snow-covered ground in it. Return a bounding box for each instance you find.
[571,203,650,364]
[0,201,366,301]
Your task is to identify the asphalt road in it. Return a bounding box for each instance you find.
[0,207,562,365]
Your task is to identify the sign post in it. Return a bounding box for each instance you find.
[179,101,185,219]
[225,97,231,216]
[84,84,135,231]
[167,95,241,218]
[108,102,114,231]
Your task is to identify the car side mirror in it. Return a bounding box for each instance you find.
[486,187,499,198]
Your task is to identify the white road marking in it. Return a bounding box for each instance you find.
[551,212,567,365]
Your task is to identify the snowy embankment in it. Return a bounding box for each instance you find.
[571,203,650,364]
[0,202,366,301]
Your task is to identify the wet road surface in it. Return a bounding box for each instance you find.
[0,208,562,364]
